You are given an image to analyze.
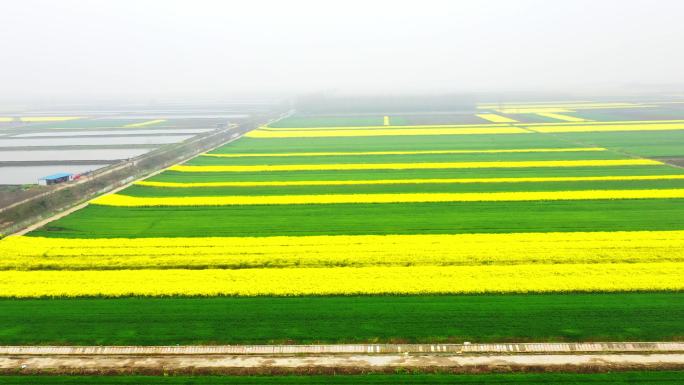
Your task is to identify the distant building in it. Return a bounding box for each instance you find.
[38,172,74,186]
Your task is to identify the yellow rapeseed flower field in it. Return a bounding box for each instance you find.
[246,127,530,138]
[1,231,682,270]
[496,108,574,114]
[522,119,684,126]
[530,123,684,133]
[135,174,684,188]
[261,123,509,131]
[0,263,681,297]
[534,112,590,122]
[123,119,167,128]
[168,159,661,173]
[477,102,646,110]
[91,189,684,207]
[476,113,519,123]
[201,147,606,158]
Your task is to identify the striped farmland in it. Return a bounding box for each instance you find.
[1,109,684,345]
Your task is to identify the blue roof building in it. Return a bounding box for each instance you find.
[38,172,73,186]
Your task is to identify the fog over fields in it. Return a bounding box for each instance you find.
[1,0,683,102]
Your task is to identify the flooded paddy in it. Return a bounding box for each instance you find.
[0,164,109,185]
[12,128,213,138]
[0,148,150,162]
[0,135,193,147]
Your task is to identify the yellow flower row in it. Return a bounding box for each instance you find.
[169,159,660,173]
[136,174,684,188]
[477,102,645,110]
[202,147,606,158]
[246,122,684,137]
[475,113,519,123]
[123,119,166,128]
[91,189,684,207]
[534,112,590,122]
[0,263,681,297]
[1,231,683,270]
[261,123,509,131]
[522,119,684,126]
[263,119,684,132]
[246,127,530,138]
[530,123,684,133]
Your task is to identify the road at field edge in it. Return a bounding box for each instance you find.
[2,343,684,374]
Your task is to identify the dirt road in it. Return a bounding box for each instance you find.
[3,343,684,374]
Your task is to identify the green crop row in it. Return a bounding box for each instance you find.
[121,179,684,198]
[147,165,683,183]
[187,151,626,166]
[30,199,684,238]
[0,294,681,345]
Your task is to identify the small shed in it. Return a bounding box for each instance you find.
[38,172,74,186]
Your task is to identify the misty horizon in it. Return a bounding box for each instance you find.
[1,0,684,104]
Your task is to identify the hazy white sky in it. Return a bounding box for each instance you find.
[1,0,683,100]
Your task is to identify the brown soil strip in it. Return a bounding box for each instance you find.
[3,353,684,375]
[2,343,684,374]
